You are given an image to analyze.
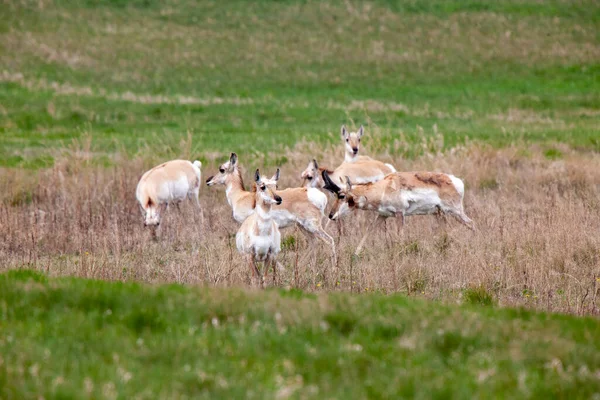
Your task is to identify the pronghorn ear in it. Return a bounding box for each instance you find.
[322,171,340,193]
[357,125,364,138]
[312,159,319,169]
[272,168,280,182]
[341,125,348,139]
[345,176,353,191]
[254,169,260,183]
[230,153,238,166]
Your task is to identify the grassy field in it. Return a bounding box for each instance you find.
[2,269,600,398]
[2,1,600,396]
[1,0,600,168]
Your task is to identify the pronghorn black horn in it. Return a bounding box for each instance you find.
[254,169,260,182]
[312,159,319,169]
[322,171,340,193]
[230,152,238,165]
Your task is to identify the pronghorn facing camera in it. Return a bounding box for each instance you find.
[207,154,336,266]
[341,125,396,173]
[341,125,365,163]
[136,159,202,234]
[236,169,282,286]
[322,170,474,255]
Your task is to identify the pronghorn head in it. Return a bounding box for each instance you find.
[255,169,282,206]
[261,168,281,190]
[341,125,364,161]
[300,159,320,187]
[322,171,356,220]
[206,152,238,186]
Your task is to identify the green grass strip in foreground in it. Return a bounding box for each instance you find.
[0,270,599,398]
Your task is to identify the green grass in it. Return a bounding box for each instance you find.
[1,0,599,168]
[1,270,599,398]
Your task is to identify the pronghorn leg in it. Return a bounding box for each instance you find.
[355,215,386,256]
[300,220,337,269]
[394,212,405,237]
[268,255,277,286]
[246,254,261,286]
[150,225,158,241]
[454,211,475,231]
[435,206,448,233]
[191,191,205,226]
[314,228,337,269]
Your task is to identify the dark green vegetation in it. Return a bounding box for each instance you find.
[1,270,600,398]
[1,0,599,167]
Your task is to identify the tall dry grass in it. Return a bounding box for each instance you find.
[1,136,599,315]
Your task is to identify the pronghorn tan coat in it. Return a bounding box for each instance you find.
[322,170,474,254]
[236,170,282,285]
[206,153,336,264]
[301,158,395,189]
[136,159,202,227]
[340,124,396,173]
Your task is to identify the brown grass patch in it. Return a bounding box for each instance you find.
[1,142,600,315]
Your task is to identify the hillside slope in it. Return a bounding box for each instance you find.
[1,0,599,167]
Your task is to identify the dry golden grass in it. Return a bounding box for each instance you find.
[1,137,599,315]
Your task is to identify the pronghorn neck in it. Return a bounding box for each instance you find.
[254,196,273,221]
[315,167,332,189]
[344,152,358,163]
[225,169,247,199]
[349,184,378,210]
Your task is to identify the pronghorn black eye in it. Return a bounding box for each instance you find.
[261,185,266,191]
[219,168,225,173]
[338,194,345,199]
[346,139,349,142]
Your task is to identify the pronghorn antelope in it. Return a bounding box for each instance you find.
[136,159,202,232]
[341,125,396,171]
[300,157,395,189]
[322,170,474,255]
[236,169,282,286]
[206,153,336,264]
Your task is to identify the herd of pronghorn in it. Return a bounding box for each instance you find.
[136,126,474,286]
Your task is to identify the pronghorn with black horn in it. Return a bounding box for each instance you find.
[136,159,203,237]
[322,169,475,255]
[206,153,336,265]
[236,169,282,286]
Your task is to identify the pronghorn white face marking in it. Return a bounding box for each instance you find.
[300,159,320,187]
[341,125,364,162]
[255,169,282,206]
[206,153,237,186]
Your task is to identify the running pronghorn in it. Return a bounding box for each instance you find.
[136,159,203,237]
[322,170,475,255]
[236,169,282,286]
[206,153,336,264]
[341,125,396,170]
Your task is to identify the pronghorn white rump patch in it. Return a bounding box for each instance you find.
[307,188,327,213]
[448,175,465,197]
